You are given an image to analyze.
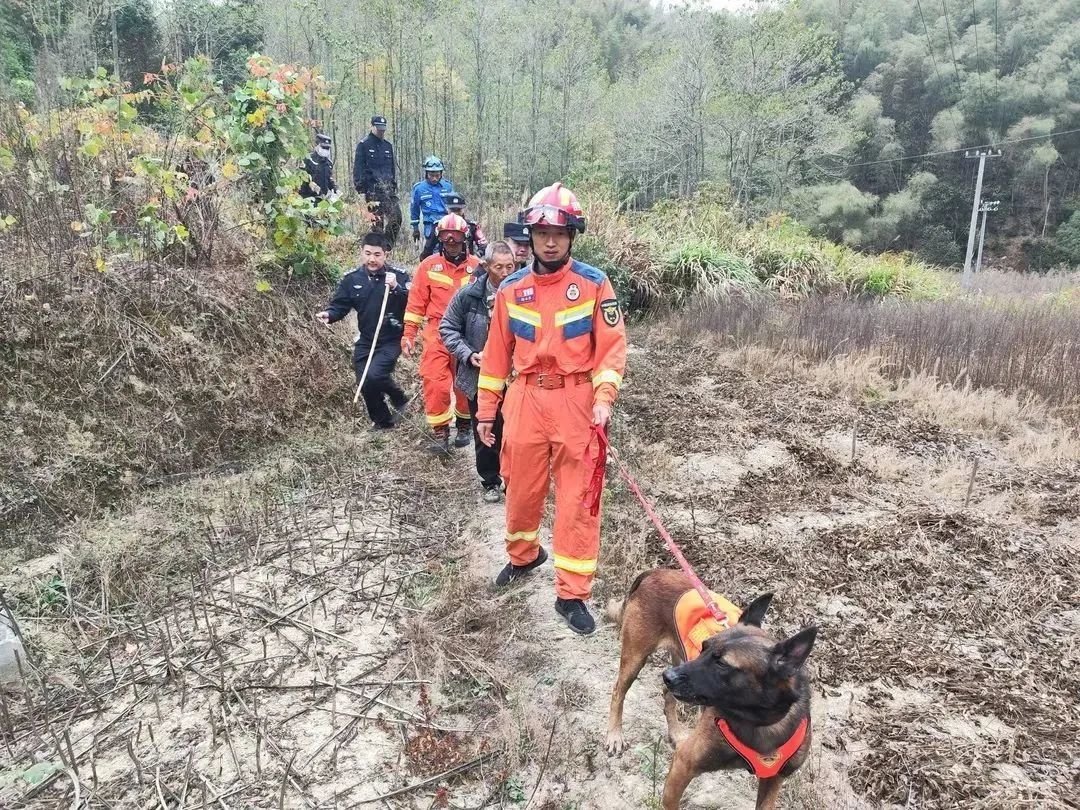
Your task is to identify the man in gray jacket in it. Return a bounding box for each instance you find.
[439,241,516,501]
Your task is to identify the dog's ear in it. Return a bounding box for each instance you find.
[739,592,774,627]
[770,627,818,675]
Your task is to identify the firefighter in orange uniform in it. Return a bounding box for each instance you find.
[476,183,626,635]
[403,214,482,454]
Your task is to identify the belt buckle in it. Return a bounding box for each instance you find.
[536,373,558,389]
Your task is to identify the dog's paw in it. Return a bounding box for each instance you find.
[605,729,627,755]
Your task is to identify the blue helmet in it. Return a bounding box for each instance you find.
[422,155,445,172]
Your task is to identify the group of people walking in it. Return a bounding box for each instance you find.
[314,117,627,636]
[303,115,486,258]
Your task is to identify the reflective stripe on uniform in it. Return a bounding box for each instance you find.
[506,529,540,543]
[455,408,471,420]
[428,271,454,286]
[478,374,507,393]
[425,407,454,426]
[553,554,598,575]
[554,300,595,326]
[506,303,542,327]
[404,312,424,325]
[592,369,623,389]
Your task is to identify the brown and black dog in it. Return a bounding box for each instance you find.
[606,569,818,810]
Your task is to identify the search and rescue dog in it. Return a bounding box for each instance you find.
[605,569,818,810]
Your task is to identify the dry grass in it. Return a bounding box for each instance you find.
[600,326,1080,808]
[1,262,349,562]
[681,293,1080,417]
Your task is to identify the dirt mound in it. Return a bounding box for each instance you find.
[1,264,346,562]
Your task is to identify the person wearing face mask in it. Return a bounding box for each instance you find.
[301,134,337,200]
[403,214,483,455]
[439,241,516,501]
[476,183,627,636]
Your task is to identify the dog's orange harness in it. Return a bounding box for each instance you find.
[715,716,809,779]
[673,588,742,660]
[673,589,810,779]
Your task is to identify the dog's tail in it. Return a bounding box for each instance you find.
[605,597,626,626]
[606,570,652,626]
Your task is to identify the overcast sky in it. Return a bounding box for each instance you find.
[656,0,761,11]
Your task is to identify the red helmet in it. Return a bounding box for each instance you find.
[436,213,468,236]
[520,182,586,233]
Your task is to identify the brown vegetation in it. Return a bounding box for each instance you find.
[596,324,1080,808]
[680,293,1080,415]
[1,263,346,563]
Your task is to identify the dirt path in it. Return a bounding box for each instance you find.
[458,470,863,809]
[6,325,1077,808]
[460,496,753,809]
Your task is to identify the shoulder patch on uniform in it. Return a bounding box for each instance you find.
[600,298,621,327]
[570,260,606,286]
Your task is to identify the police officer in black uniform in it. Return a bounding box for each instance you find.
[317,232,411,429]
[353,115,402,246]
[301,133,337,200]
[502,222,532,268]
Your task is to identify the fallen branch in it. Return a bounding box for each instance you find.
[353,751,498,805]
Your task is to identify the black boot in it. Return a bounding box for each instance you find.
[454,417,472,449]
[555,598,596,635]
[428,426,450,456]
[493,546,548,587]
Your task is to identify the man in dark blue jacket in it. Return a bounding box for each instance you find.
[353,116,402,246]
[317,233,411,429]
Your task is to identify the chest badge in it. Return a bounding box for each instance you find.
[566,283,580,301]
[515,286,536,304]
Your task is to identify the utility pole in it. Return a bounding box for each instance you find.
[962,148,1002,287]
[974,200,1000,275]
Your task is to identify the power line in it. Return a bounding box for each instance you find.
[915,0,944,87]
[941,0,964,87]
[971,0,982,76]
[820,127,1080,170]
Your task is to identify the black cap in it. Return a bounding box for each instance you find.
[370,115,387,127]
[503,222,530,243]
[443,192,466,209]
[315,133,332,146]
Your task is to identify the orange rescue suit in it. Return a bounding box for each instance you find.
[404,253,481,428]
[477,259,626,600]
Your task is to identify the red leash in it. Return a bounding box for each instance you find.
[584,425,728,625]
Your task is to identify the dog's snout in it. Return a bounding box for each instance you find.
[662,667,684,689]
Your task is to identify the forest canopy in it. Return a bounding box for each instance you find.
[2,0,1078,270]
